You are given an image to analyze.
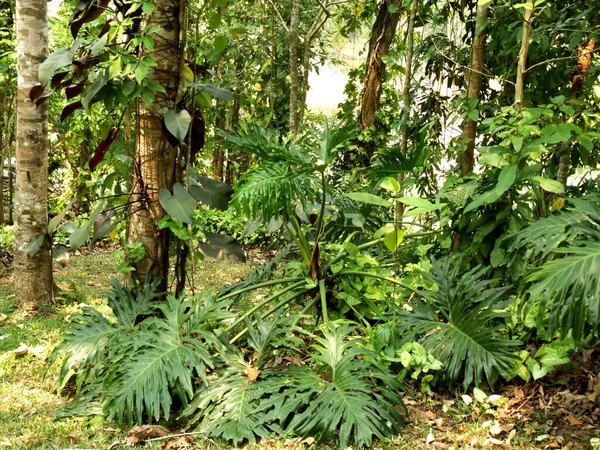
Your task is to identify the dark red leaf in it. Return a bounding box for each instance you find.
[69,0,91,25]
[80,0,109,24]
[29,84,46,103]
[51,71,71,89]
[66,77,87,100]
[98,20,112,38]
[187,62,212,78]
[71,18,86,39]
[35,94,52,108]
[190,113,206,162]
[89,127,118,171]
[61,101,83,122]
[70,0,109,38]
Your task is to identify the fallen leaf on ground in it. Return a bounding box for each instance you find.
[13,343,28,356]
[245,364,261,382]
[162,436,192,449]
[126,424,171,446]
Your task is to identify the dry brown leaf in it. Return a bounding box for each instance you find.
[565,413,582,425]
[245,364,261,383]
[424,410,437,420]
[162,436,192,449]
[506,428,516,444]
[126,424,170,446]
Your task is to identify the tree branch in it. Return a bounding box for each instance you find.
[267,0,289,33]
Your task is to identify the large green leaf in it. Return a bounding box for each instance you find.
[397,257,519,388]
[159,182,195,224]
[496,164,517,194]
[81,73,108,113]
[529,176,565,194]
[163,110,192,143]
[190,83,235,101]
[39,48,73,85]
[345,192,392,208]
[69,202,105,250]
[189,176,233,211]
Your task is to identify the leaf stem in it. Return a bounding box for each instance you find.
[225,280,306,332]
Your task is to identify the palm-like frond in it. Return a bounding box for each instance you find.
[232,163,319,220]
[181,355,272,446]
[49,308,125,390]
[219,124,310,166]
[398,257,519,389]
[49,274,163,390]
[315,122,358,167]
[508,196,600,342]
[103,295,215,424]
[105,274,162,327]
[265,325,405,448]
[367,144,428,186]
[507,197,600,263]
[527,241,600,343]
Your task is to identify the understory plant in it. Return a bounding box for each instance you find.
[182,322,405,448]
[396,256,520,389]
[504,194,600,344]
[52,276,407,448]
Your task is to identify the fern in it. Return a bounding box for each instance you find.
[397,257,520,389]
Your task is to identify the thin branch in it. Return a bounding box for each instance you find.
[431,39,516,86]
[526,48,600,73]
[267,0,289,33]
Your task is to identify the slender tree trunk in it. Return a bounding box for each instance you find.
[298,6,330,130]
[459,2,489,177]
[556,38,596,191]
[127,0,183,285]
[396,0,419,225]
[14,0,53,308]
[515,0,534,111]
[288,0,301,134]
[359,0,402,162]
[0,106,14,224]
[8,148,13,225]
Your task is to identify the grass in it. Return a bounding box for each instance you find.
[1,250,599,449]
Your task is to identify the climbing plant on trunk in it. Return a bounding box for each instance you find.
[127,0,185,286]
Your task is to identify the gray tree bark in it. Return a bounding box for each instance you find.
[14,0,53,308]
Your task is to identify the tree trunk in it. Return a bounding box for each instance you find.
[515,0,534,111]
[556,38,596,192]
[288,0,301,134]
[459,2,489,177]
[14,0,53,308]
[298,6,330,130]
[127,0,183,285]
[396,0,419,225]
[359,0,402,162]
